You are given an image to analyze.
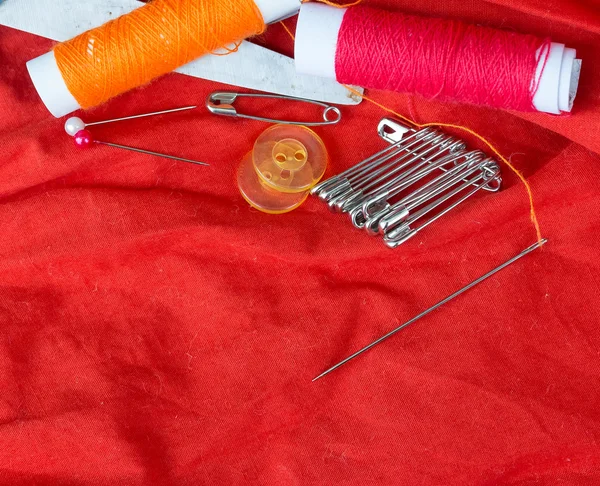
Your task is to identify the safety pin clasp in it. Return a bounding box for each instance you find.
[206,92,239,117]
[206,91,342,126]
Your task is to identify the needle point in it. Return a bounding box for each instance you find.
[311,239,548,382]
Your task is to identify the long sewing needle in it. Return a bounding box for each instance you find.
[312,238,548,382]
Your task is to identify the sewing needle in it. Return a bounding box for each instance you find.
[312,238,548,382]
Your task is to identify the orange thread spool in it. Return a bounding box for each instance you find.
[52,0,267,110]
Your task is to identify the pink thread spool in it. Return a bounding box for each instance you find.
[295,4,581,115]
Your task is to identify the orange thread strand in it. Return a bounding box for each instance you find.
[280,23,542,243]
[280,21,296,42]
[421,122,542,243]
[54,0,266,109]
[343,86,543,244]
[303,0,363,7]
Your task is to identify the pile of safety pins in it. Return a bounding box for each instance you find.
[311,118,502,248]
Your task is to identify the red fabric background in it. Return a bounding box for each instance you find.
[1,1,599,484]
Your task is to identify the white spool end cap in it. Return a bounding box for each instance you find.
[295,3,346,80]
[26,51,81,118]
[559,48,579,112]
[533,43,581,114]
[254,0,301,24]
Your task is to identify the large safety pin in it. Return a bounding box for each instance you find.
[311,118,503,248]
[206,91,342,126]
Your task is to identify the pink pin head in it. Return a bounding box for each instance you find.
[74,130,94,148]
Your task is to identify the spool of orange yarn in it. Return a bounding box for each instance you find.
[26,0,301,117]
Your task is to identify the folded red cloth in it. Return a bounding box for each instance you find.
[0,0,598,484]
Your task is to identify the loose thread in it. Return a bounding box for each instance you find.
[280,21,296,42]
[343,87,543,244]
[420,121,542,243]
[280,23,542,244]
[303,0,363,6]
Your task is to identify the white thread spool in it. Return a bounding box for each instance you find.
[294,3,582,115]
[27,0,301,118]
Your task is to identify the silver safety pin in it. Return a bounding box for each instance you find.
[206,91,342,126]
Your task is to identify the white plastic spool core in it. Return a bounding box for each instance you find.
[558,48,577,112]
[254,0,300,23]
[295,3,581,115]
[295,3,346,80]
[27,0,301,118]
